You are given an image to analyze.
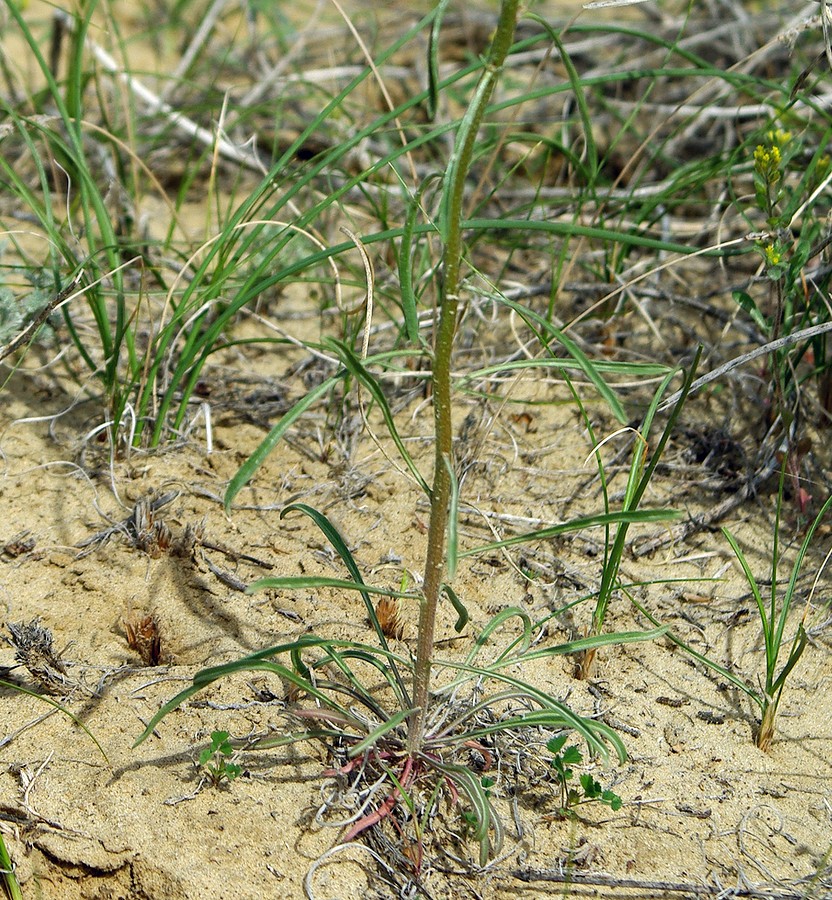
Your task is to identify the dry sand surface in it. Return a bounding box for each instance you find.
[0,345,830,899]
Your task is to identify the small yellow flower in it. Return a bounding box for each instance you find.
[763,243,781,267]
[766,128,792,147]
[754,144,781,184]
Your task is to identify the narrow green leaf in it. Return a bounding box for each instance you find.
[224,376,340,513]
[500,297,628,423]
[733,290,769,333]
[427,0,453,120]
[517,626,669,663]
[429,759,497,866]
[246,575,416,600]
[722,527,769,637]
[247,510,413,710]
[246,728,353,750]
[441,583,469,633]
[770,626,807,697]
[533,16,598,181]
[325,339,430,495]
[398,185,425,343]
[0,679,108,764]
[0,829,22,900]
[348,707,416,758]
[462,357,671,381]
[134,653,357,747]
[432,659,626,763]
[444,452,459,579]
[460,508,680,557]
[463,607,532,669]
[779,492,832,642]
[628,597,763,710]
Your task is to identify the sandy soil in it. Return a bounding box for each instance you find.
[0,319,830,900]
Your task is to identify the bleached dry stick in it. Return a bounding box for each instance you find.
[53,10,267,175]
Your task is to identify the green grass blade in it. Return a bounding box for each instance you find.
[628,597,763,710]
[0,680,109,764]
[462,358,671,381]
[770,626,808,699]
[460,508,681,557]
[444,621,666,697]
[348,708,416,758]
[532,15,598,184]
[247,575,416,701]
[329,651,405,710]
[587,349,700,636]
[247,728,358,750]
[463,607,532,669]
[325,339,430,495]
[427,0,453,121]
[444,452,459,579]
[134,652,357,747]
[246,575,416,600]
[278,503,378,617]
[498,296,628,423]
[428,758,496,866]
[224,376,340,513]
[722,528,769,643]
[516,627,669,664]
[438,663,626,763]
[0,829,22,900]
[432,707,615,748]
[469,217,715,258]
[398,181,430,343]
[778,492,832,649]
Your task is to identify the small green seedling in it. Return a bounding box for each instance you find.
[633,465,832,752]
[547,735,622,817]
[199,731,241,787]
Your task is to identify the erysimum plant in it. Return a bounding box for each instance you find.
[733,123,832,513]
[135,0,679,869]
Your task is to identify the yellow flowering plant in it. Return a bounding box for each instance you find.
[733,120,832,511]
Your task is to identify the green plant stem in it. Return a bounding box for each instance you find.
[408,0,520,755]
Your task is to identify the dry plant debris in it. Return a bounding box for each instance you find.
[2,619,70,695]
[76,492,207,560]
[123,610,164,667]
[374,597,403,640]
[1,531,36,559]
[76,491,180,557]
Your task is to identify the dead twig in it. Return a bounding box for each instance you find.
[0,270,84,363]
[512,868,813,899]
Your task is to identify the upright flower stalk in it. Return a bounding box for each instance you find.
[408,0,520,755]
